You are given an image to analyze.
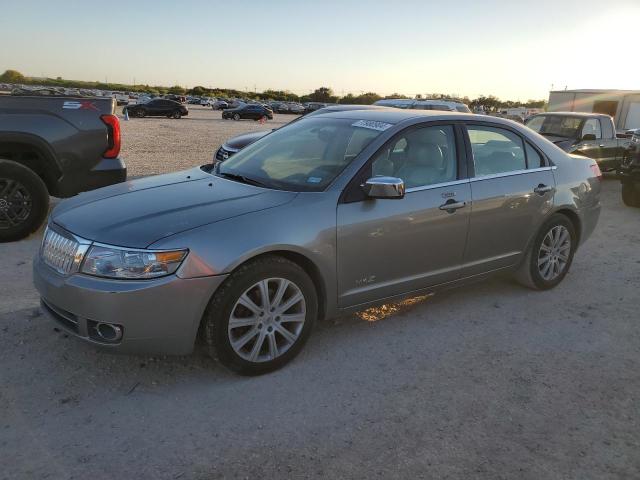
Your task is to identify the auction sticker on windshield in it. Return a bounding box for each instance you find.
[351,120,393,132]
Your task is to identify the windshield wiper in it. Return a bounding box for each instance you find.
[216,171,268,188]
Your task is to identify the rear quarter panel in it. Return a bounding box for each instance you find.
[512,123,601,248]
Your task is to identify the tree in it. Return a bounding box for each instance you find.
[0,69,25,83]
[338,92,381,105]
[309,87,337,103]
[168,85,186,95]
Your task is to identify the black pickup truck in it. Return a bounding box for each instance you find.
[525,112,630,171]
[0,95,126,241]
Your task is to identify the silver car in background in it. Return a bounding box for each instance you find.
[33,110,602,375]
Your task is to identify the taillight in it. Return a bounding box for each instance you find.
[100,114,121,158]
[590,163,602,180]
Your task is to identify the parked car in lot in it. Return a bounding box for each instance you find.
[619,129,640,207]
[0,95,125,241]
[113,93,129,106]
[33,110,601,374]
[124,99,188,119]
[214,104,388,163]
[525,112,630,171]
[287,103,305,114]
[374,98,472,113]
[211,100,229,110]
[222,104,273,121]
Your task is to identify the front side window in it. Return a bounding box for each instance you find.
[581,118,602,139]
[370,125,457,189]
[468,126,526,176]
[217,117,385,191]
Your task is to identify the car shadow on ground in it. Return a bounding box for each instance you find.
[1,271,520,397]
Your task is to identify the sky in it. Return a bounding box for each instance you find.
[1,0,639,101]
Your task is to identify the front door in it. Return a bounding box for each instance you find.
[336,124,471,308]
[462,124,556,276]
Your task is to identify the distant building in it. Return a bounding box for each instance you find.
[548,89,640,132]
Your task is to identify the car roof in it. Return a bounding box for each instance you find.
[316,108,475,123]
[532,112,609,118]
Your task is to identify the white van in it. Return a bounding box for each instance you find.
[548,89,640,133]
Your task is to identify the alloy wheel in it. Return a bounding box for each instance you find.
[227,278,306,363]
[537,225,571,281]
[0,178,32,229]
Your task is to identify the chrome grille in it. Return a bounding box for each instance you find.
[41,227,86,275]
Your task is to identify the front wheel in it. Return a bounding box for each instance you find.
[0,159,49,242]
[621,182,640,207]
[172,110,182,119]
[514,214,576,290]
[202,256,317,375]
[136,109,146,118]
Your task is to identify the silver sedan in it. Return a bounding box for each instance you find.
[33,110,602,374]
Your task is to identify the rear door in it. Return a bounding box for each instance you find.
[461,123,555,276]
[336,123,471,308]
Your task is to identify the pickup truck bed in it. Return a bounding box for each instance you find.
[0,95,126,241]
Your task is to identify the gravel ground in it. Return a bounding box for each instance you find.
[0,112,639,479]
[120,105,297,177]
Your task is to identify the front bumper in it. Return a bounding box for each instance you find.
[33,255,227,355]
[54,157,127,198]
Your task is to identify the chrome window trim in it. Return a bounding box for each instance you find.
[405,178,470,193]
[470,166,556,182]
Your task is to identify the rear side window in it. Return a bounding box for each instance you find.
[582,118,602,139]
[467,126,526,176]
[525,142,544,168]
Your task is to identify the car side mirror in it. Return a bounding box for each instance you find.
[362,176,405,199]
[582,133,596,141]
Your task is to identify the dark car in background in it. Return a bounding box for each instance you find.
[619,129,640,207]
[222,104,273,121]
[124,99,188,119]
[525,112,629,171]
[214,105,388,163]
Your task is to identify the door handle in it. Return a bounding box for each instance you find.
[533,184,553,195]
[439,199,466,213]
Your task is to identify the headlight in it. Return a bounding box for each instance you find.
[81,244,188,279]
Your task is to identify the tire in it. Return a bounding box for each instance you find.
[0,159,49,242]
[202,256,318,375]
[233,113,241,121]
[621,183,640,207]
[172,110,182,119]
[137,109,146,118]
[514,213,577,290]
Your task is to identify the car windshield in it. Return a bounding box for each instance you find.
[216,117,387,191]
[526,115,583,138]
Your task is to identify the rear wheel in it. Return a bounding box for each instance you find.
[621,183,640,207]
[136,109,146,118]
[0,159,49,242]
[172,110,182,119]
[514,214,576,290]
[202,256,317,375]
[233,113,241,121]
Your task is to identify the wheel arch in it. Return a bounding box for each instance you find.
[236,250,328,322]
[552,207,582,247]
[0,133,61,194]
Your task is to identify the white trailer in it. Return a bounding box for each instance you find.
[548,89,640,133]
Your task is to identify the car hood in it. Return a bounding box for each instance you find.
[223,130,271,150]
[51,167,296,248]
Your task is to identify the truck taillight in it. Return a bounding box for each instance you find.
[590,163,602,180]
[100,114,121,158]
